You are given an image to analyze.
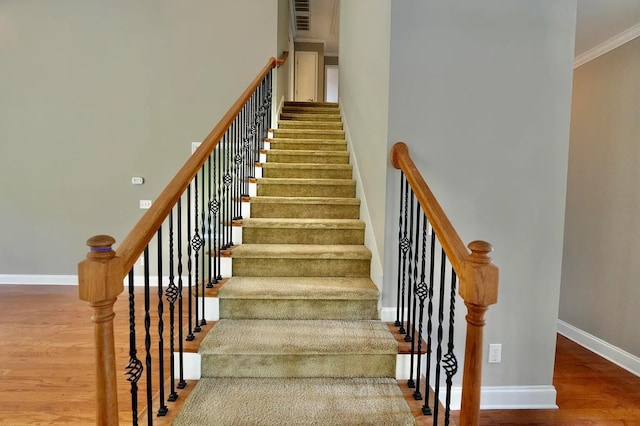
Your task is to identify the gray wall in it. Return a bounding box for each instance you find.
[339,0,391,282]
[294,42,325,102]
[560,36,640,357]
[384,0,576,388]
[0,0,279,275]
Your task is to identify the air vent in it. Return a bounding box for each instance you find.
[296,15,310,31]
[293,0,311,31]
[294,0,310,13]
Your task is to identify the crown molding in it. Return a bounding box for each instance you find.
[574,22,640,68]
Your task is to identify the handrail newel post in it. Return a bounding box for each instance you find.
[78,235,124,426]
[459,240,499,426]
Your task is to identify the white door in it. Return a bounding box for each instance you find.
[295,51,318,102]
[325,65,339,103]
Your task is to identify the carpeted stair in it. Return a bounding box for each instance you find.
[174,101,415,425]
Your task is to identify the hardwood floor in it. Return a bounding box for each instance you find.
[1,285,639,425]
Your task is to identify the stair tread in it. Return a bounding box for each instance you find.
[231,244,371,259]
[250,196,360,205]
[269,137,346,143]
[219,276,378,300]
[242,218,364,229]
[261,162,352,170]
[200,319,396,355]
[267,148,349,155]
[173,377,415,426]
[258,177,355,185]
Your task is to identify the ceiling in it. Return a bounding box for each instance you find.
[292,1,640,60]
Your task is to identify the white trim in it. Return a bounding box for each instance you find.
[558,320,640,377]
[449,385,557,410]
[340,106,384,292]
[574,23,640,68]
[0,274,78,285]
[294,38,327,48]
[175,352,201,380]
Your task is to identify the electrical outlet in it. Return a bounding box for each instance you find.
[489,343,502,363]
[139,200,152,209]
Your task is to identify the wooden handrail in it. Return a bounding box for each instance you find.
[118,57,278,273]
[391,141,498,426]
[276,51,289,67]
[390,142,468,271]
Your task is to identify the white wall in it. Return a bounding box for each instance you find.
[339,0,391,283]
[384,0,576,393]
[0,0,279,275]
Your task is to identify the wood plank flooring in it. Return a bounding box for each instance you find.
[1,285,639,425]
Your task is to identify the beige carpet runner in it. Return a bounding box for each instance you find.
[174,101,415,425]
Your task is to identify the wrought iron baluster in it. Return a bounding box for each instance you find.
[406,190,416,343]
[233,116,243,221]
[398,177,410,335]
[214,145,222,281]
[192,172,202,333]
[395,172,404,327]
[186,184,195,341]
[443,270,459,426]
[156,228,168,416]
[199,164,207,327]
[125,269,142,426]
[207,155,214,289]
[413,212,429,402]
[223,134,233,248]
[176,197,186,388]
[407,196,421,390]
[432,247,448,424]
[166,208,179,401]
[422,231,437,416]
[143,246,153,424]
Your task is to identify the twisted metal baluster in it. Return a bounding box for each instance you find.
[432,247,448,424]
[422,231,437,416]
[207,155,215,289]
[413,212,429,401]
[213,144,222,282]
[398,177,410,335]
[443,270,459,426]
[176,197,186,389]
[166,208,179,402]
[199,164,207,327]
[192,172,202,333]
[156,228,168,416]
[407,199,422,389]
[143,246,153,424]
[125,269,142,426]
[406,190,416,344]
[186,184,195,341]
[395,172,405,327]
[223,135,233,248]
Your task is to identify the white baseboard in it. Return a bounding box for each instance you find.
[448,385,557,410]
[175,352,201,380]
[0,274,78,285]
[558,320,640,377]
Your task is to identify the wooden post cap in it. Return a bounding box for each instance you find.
[78,235,123,303]
[460,240,499,306]
[86,235,116,260]
[467,240,493,264]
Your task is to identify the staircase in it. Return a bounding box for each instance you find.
[173,102,416,425]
